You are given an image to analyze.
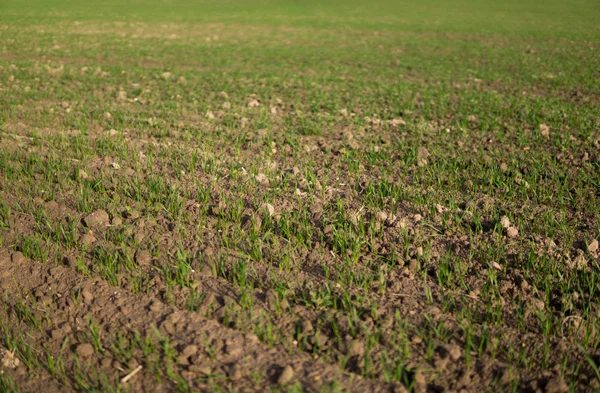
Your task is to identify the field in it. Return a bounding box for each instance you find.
[1,0,600,391]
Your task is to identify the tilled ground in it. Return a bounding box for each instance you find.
[1,2,600,392]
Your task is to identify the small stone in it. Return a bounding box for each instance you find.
[587,239,599,253]
[506,226,519,239]
[11,252,27,264]
[277,365,295,385]
[76,343,94,358]
[83,210,110,229]
[104,112,112,119]
[539,124,550,138]
[499,216,511,229]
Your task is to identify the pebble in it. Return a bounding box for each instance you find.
[587,239,599,253]
[499,216,511,229]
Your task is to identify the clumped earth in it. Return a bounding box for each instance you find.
[0,0,600,392]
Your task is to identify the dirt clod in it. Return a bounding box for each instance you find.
[0,349,21,369]
[417,147,430,167]
[83,210,110,229]
[545,376,568,393]
[225,342,244,357]
[587,239,599,253]
[80,232,96,246]
[229,363,243,381]
[441,344,461,360]
[136,250,152,266]
[81,289,94,302]
[506,226,519,238]
[500,216,511,229]
[76,343,94,358]
[347,339,365,357]
[11,251,27,264]
[277,365,295,385]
